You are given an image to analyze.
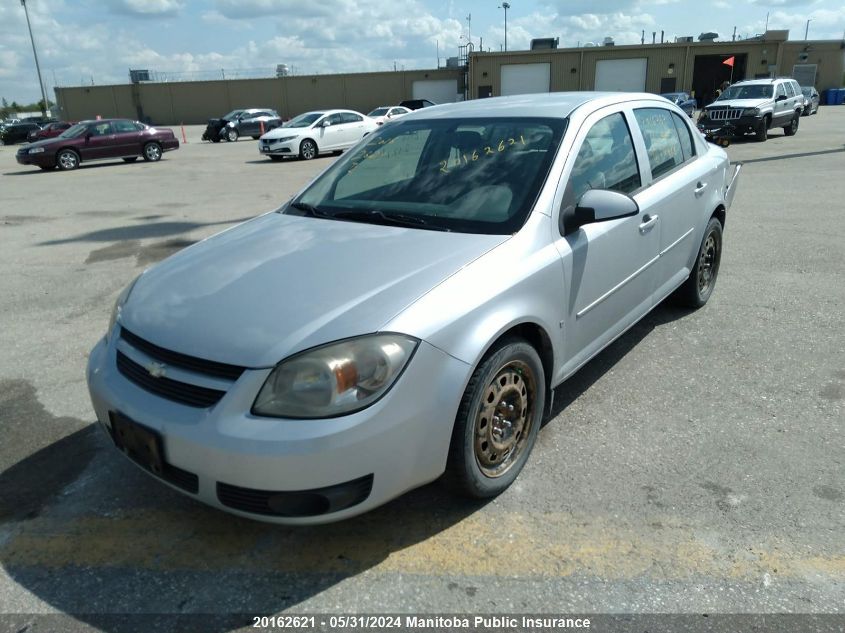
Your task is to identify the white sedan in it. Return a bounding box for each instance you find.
[258,109,378,161]
[367,105,411,126]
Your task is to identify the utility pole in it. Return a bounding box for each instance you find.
[804,19,812,40]
[466,13,472,46]
[20,0,49,115]
[499,3,510,52]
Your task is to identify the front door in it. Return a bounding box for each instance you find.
[80,121,116,160]
[553,108,660,376]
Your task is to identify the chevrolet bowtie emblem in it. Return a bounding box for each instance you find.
[145,361,167,378]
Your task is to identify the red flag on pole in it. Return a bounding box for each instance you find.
[723,56,735,67]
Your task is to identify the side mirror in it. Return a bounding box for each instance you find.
[85,131,93,140]
[563,189,639,234]
[776,94,787,102]
[322,119,332,127]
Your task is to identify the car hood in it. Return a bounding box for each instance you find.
[121,212,508,367]
[19,138,61,149]
[706,99,769,110]
[261,126,308,140]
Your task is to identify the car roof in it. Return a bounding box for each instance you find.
[733,78,793,86]
[400,92,667,120]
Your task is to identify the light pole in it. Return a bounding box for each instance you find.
[21,0,49,116]
[804,18,812,40]
[499,2,510,52]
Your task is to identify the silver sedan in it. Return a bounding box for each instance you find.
[87,92,741,524]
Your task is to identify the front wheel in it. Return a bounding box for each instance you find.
[143,142,162,162]
[783,114,799,136]
[755,118,768,142]
[299,138,317,160]
[56,149,80,171]
[673,217,723,308]
[226,128,238,142]
[444,339,545,498]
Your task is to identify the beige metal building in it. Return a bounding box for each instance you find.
[470,31,844,105]
[55,68,465,125]
[54,31,843,124]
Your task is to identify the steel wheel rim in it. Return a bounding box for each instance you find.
[146,144,161,160]
[302,141,316,159]
[59,152,77,169]
[227,130,237,141]
[698,232,718,294]
[474,360,536,478]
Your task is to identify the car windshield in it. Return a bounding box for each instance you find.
[369,108,389,116]
[286,117,566,235]
[661,93,682,100]
[58,123,89,139]
[285,112,324,128]
[718,85,773,100]
[222,110,245,120]
[801,87,812,96]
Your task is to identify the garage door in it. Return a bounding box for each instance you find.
[412,79,459,104]
[501,63,551,96]
[595,59,647,92]
[792,64,817,87]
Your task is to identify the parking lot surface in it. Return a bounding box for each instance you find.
[1,114,843,629]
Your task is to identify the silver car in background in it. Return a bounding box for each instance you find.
[87,92,741,524]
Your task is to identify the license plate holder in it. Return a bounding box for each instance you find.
[110,413,165,477]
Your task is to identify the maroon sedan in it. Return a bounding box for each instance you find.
[16,119,179,171]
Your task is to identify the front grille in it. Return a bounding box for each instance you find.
[121,327,245,381]
[217,475,374,518]
[706,107,743,121]
[116,351,225,408]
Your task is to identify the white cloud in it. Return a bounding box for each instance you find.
[108,0,184,17]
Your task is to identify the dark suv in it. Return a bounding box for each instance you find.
[1,122,41,145]
[202,108,282,142]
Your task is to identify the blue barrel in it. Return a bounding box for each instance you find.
[836,88,845,105]
[824,89,838,105]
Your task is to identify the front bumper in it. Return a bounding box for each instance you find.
[16,150,53,167]
[86,330,470,524]
[259,138,297,156]
[698,114,763,136]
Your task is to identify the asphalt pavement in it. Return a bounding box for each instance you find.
[0,112,843,632]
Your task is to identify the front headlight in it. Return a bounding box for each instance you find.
[275,136,297,143]
[253,334,419,419]
[107,276,140,342]
[742,107,760,116]
[28,147,45,154]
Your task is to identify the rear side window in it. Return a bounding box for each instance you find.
[671,112,695,162]
[341,112,364,124]
[569,112,641,200]
[633,108,685,179]
[783,82,795,97]
[113,120,137,133]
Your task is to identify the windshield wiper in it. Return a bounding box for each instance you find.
[333,210,450,232]
[288,202,334,219]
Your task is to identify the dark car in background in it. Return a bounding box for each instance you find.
[660,92,697,117]
[202,108,282,142]
[16,119,179,171]
[801,87,819,116]
[398,99,437,110]
[27,121,73,142]
[0,122,41,145]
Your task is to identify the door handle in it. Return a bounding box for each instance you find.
[639,214,659,233]
[694,181,708,196]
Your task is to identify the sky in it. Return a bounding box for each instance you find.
[2,0,844,104]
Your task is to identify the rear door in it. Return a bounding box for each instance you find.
[339,112,366,147]
[111,119,143,156]
[552,107,660,373]
[632,107,712,300]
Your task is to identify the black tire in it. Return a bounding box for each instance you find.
[142,142,162,162]
[226,128,238,142]
[755,118,768,142]
[56,149,80,171]
[444,339,545,498]
[122,157,138,163]
[783,113,799,136]
[269,156,284,161]
[673,217,723,308]
[299,138,317,160]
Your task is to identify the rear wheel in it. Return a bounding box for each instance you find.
[755,117,768,142]
[444,339,545,498]
[299,139,317,160]
[673,217,723,308]
[56,149,79,171]
[142,142,162,162]
[783,113,799,136]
